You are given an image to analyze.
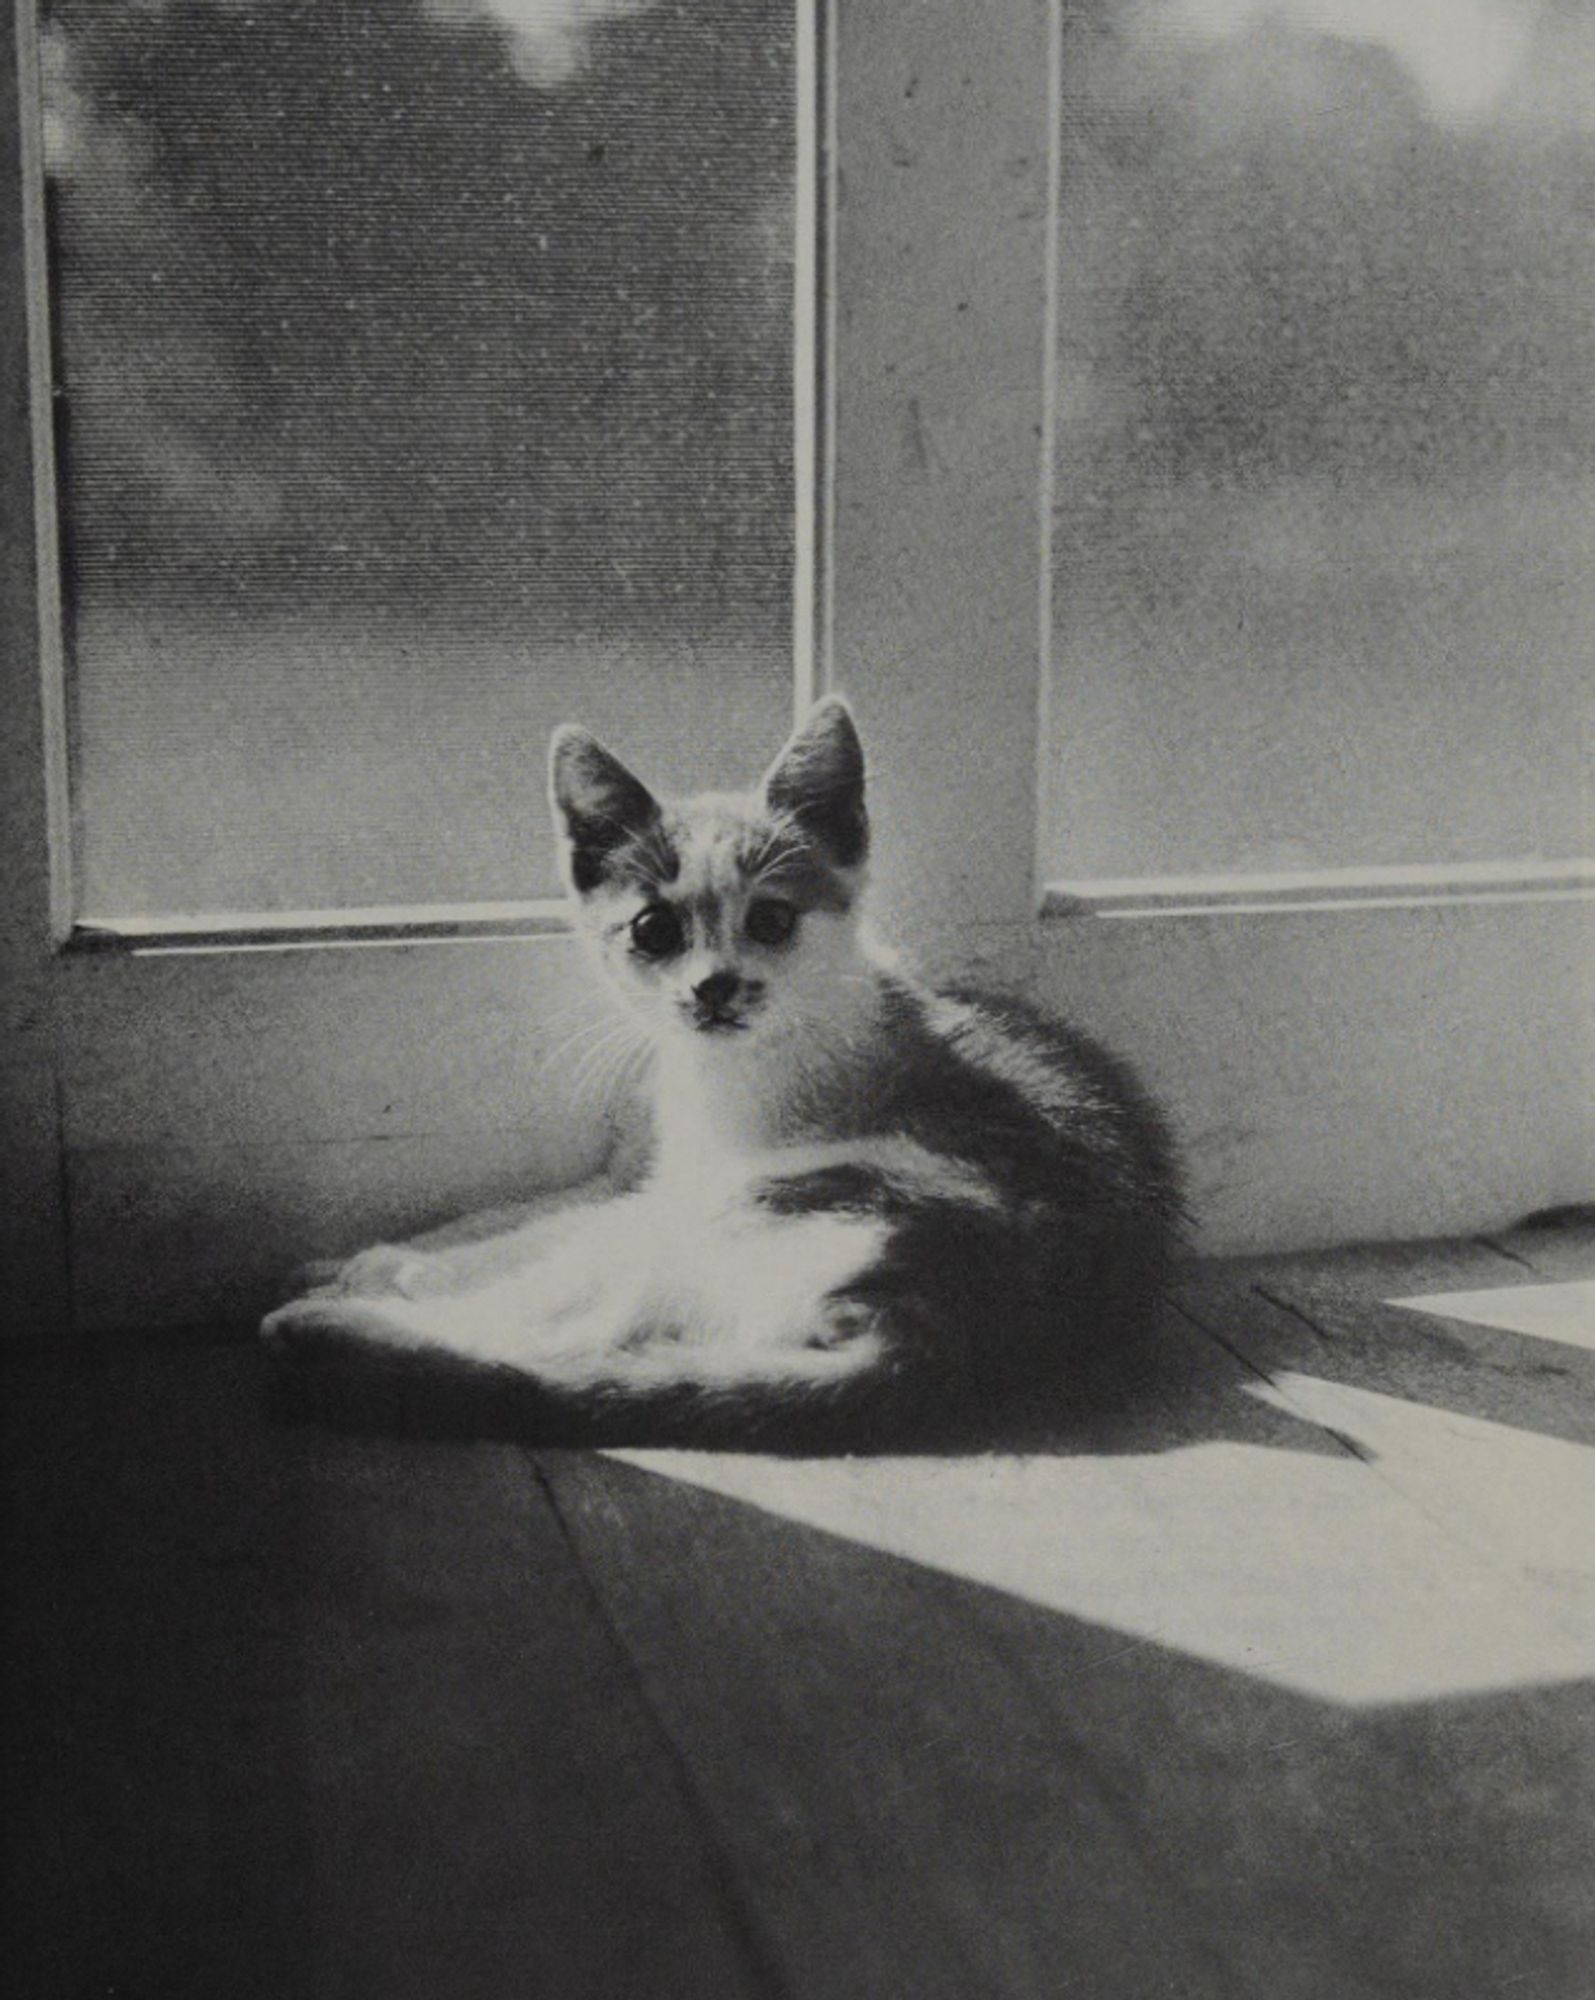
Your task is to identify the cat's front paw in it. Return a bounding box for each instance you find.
[261,1295,372,1358]
[261,1293,435,1356]
[325,1243,441,1299]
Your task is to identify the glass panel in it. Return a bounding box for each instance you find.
[1048,1,1593,880]
[41,0,803,914]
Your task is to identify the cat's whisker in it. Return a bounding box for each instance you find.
[567,1019,650,1105]
[563,1016,638,1086]
[582,1034,651,1110]
[536,991,607,1034]
[581,1049,648,1117]
[537,1010,637,1078]
[571,1015,642,1082]
[566,1046,631,1110]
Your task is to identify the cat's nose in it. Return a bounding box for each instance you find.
[691,968,743,1012]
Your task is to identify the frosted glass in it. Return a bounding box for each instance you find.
[41,0,799,914]
[1047,1,1593,882]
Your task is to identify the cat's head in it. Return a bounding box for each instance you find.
[549,697,870,1047]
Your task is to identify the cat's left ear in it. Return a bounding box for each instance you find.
[760,696,868,868]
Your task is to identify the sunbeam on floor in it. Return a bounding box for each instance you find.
[609,1259,1595,1708]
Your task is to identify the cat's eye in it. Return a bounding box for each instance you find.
[745,898,798,948]
[630,904,684,959]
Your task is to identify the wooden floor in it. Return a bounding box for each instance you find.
[4,1216,1593,1998]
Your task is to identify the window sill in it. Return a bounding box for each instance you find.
[69,902,574,956]
[1042,859,1595,921]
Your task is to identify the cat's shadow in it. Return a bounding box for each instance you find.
[265,1301,1339,1464]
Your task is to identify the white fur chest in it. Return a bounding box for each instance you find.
[651,1036,795,1195]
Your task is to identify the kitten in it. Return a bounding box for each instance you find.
[262,698,1183,1444]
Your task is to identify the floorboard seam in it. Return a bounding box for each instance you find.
[1474,1234,1541,1273]
[1171,1294,1376,1464]
[519,1449,800,2000]
[1250,1283,1337,1344]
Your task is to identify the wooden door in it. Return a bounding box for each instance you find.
[3,0,1588,1333]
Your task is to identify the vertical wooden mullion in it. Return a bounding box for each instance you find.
[829,0,1053,939]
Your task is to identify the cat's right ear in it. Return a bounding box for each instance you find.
[549,726,663,894]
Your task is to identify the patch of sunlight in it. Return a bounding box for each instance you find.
[1246,1371,1595,1603]
[612,1376,1595,1706]
[1390,1279,1595,1352]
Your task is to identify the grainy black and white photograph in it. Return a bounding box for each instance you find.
[2,1,1592,1993]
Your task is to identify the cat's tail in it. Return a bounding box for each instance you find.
[261,1293,902,1448]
